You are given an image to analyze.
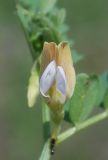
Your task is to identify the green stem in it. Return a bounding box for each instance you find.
[57,111,108,144]
[39,105,51,160]
[42,103,50,142]
[39,139,50,160]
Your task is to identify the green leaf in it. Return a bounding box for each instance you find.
[96,72,108,106]
[17,5,29,30]
[72,50,84,63]
[57,9,66,24]
[103,89,108,109]
[18,0,40,10]
[39,0,57,14]
[69,74,99,124]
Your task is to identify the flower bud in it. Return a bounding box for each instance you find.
[40,42,76,110]
[27,64,39,107]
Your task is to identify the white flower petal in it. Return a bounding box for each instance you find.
[40,60,56,97]
[56,66,67,96]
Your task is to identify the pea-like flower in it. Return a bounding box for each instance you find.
[40,42,76,110]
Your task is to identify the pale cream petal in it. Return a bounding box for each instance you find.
[58,42,73,66]
[66,66,76,98]
[40,42,58,77]
[58,42,76,98]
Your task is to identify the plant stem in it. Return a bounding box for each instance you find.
[57,111,108,144]
[39,139,50,160]
[39,105,51,160]
[42,103,50,142]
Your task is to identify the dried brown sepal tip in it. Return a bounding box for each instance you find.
[50,138,56,155]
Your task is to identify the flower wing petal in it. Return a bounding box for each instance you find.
[56,66,67,104]
[40,60,56,97]
[56,66,66,95]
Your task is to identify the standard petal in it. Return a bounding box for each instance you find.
[58,42,76,98]
[58,42,73,66]
[67,66,76,98]
[40,60,56,97]
[40,42,58,77]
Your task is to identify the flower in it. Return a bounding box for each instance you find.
[40,42,76,110]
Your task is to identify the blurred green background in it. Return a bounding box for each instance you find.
[0,0,108,159]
